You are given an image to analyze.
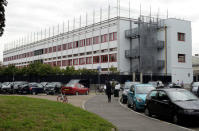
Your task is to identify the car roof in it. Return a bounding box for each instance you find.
[152,88,186,92]
[134,84,153,87]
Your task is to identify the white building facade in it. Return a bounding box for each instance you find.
[3,16,193,84]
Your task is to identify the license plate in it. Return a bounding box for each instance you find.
[64,89,69,91]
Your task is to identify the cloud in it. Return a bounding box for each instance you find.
[0,0,199,61]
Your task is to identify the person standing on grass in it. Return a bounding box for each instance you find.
[105,80,112,103]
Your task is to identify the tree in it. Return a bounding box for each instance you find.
[109,65,119,74]
[0,0,7,36]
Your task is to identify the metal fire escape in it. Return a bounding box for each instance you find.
[125,16,165,73]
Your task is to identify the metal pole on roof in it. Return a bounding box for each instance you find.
[129,0,130,18]
[73,17,75,30]
[68,20,70,32]
[80,15,81,28]
[167,9,169,19]
[86,12,88,26]
[93,9,95,24]
[100,8,102,22]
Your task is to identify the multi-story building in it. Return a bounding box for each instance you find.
[3,15,193,84]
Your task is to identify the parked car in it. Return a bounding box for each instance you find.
[191,82,199,95]
[145,88,199,124]
[29,82,44,95]
[121,81,140,104]
[127,84,155,111]
[18,82,30,94]
[13,81,28,94]
[40,82,48,87]
[0,82,2,93]
[1,82,14,94]
[148,81,164,88]
[61,80,89,95]
[45,82,62,95]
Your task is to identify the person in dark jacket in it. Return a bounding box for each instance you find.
[105,80,112,103]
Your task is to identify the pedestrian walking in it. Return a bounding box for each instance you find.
[105,80,112,103]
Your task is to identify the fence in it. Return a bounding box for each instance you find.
[0,73,171,84]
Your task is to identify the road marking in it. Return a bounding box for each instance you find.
[118,97,194,131]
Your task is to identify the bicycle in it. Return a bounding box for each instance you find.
[57,93,68,103]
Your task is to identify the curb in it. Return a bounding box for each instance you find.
[118,97,194,131]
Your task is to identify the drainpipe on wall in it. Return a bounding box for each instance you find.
[164,26,167,75]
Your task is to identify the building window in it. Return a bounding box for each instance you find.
[178,32,185,41]
[63,44,67,50]
[68,59,72,66]
[79,58,85,65]
[86,57,92,64]
[57,61,61,66]
[73,58,78,65]
[113,32,117,40]
[49,47,52,53]
[68,42,72,49]
[73,41,79,48]
[178,54,185,63]
[109,53,117,62]
[93,56,100,64]
[53,46,57,52]
[62,60,67,66]
[109,33,113,41]
[93,36,99,44]
[57,45,62,51]
[101,55,108,63]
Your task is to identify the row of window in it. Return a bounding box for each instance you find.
[4,32,117,62]
[13,54,117,67]
[46,54,117,67]
[44,32,117,54]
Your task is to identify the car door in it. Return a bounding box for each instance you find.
[76,84,82,94]
[128,85,135,105]
[156,91,172,117]
[147,90,158,115]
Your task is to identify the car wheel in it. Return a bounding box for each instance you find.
[173,114,179,124]
[144,107,152,117]
[76,92,79,96]
[132,103,137,111]
[127,100,131,108]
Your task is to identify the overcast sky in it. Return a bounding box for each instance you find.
[0,0,199,61]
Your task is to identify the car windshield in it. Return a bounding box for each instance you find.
[168,90,198,101]
[135,86,155,94]
[65,80,79,87]
[47,83,56,87]
[192,82,199,87]
[30,83,43,88]
[124,82,139,89]
[3,82,10,86]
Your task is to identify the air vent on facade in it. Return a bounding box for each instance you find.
[157,41,165,49]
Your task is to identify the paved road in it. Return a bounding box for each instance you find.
[85,95,191,131]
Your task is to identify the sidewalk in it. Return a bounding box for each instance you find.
[85,95,190,131]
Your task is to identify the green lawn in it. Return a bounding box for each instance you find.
[0,96,116,131]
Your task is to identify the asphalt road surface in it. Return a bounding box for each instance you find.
[85,94,198,131]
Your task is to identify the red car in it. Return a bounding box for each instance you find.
[61,80,89,95]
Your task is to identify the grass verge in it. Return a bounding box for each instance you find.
[0,96,116,131]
